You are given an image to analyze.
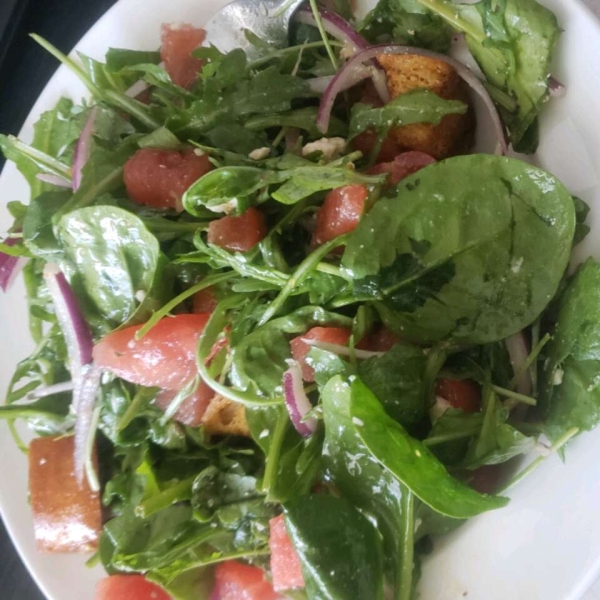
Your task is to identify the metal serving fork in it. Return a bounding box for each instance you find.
[204,0,307,59]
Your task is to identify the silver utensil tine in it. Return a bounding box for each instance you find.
[204,0,307,59]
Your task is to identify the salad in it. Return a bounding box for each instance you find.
[0,0,597,598]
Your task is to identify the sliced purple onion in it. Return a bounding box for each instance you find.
[283,359,318,438]
[44,264,94,375]
[310,63,372,96]
[295,5,369,54]
[505,332,532,396]
[36,173,72,188]
[549,76,566,98]
[72,107,97,192]
[73,365,102,490]
[302,338,385,359]
[317,44,508,155]
[0,237,26,292]
[44,264,100,489]
[125,79,150,98]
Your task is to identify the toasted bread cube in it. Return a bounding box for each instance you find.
[202,396,250,437]
[29,436,101,553]
[377,53,475,159]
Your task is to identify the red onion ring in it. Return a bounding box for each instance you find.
[72,107,98,192]
[36,173,72,188]
[283,359,318,438]
[549,76,566,98]
[295,5,369,53]
[505,332,532,396]
[0,237,26,292]
[44,264,99,489]
[317,44,508,155]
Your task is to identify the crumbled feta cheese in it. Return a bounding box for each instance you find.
[302,137,346,160]
[552,367,564,386]
[429,396,451,423]
[206,199,238,215]
[352,417,364,427]
[339,45,355,60]
[249,147,270,161]
[193,148,205,156]
[135,290,147,303]
[259,428,270,439]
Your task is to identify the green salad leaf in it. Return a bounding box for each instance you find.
[342,155,575,345]
[284,495,385,600]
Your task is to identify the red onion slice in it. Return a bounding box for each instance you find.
[0,237,26,292]
[43,264,94,377]
[36,173,72,188]
[549,76,566,98]
[317,44,508,155]
[72,107,97,192]
[283,359,318,438]
[505,332,532,396]
[125,79,150,98]
[295,6,369,53]
[73,365,102,490]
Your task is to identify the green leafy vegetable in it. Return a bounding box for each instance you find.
[343,155,575,344]
[349,89,467,139]
[55,206,167,334]
[349,377,509,518]
[541,259,600,441]
[284,495,385,600]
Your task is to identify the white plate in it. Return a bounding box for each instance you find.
[2,0,600,598]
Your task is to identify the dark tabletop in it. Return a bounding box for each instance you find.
[0,1,117,597]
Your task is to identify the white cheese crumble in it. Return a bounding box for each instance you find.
[249,147,270,161]
[302,137,346,160]
[206,199,238,215]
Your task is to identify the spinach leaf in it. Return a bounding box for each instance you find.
[284,495,385,600]
[350,377,509,518]
[342,155,575,345]
[183,165,383,215]
[321,376,419,594]
[230,306,352,397]
[0,97,83,196]
[56,206,167,334]
[358,343,429,428]
[349,89,467,139]
[105,48,161,72]
[419,0,560,147]
[541,259,600,441]
[23,191,71,260]
[360,0,454,52]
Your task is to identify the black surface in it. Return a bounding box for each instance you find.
[0,1,117,597]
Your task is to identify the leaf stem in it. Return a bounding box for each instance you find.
[245,41,342,72]
[4,135,72,179]
[262,405,289,500]
[136,271,235,339]
[510,333,551,390]
[498,427,579,493]
[308,0,339,70]
[258,234,349,326]
[136,475,196,517]
[423,428,481,447]
[117,387,153,431]
[398,487,415,600]
[491,384,537,406]
[416,0,487,43]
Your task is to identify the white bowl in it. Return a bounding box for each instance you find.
[1,0,600,598]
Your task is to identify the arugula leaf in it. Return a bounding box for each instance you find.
[573,196,591,246]
[418,0,560,148]
[23,191,70,260]
[358,343,429,428]
[284,495,385,600]
[349,377,509,518]
[342,155,575,345]
[245,107,347,139]
[56,206,167,334]
[541,259,600,441]
[360,0,454,52]
[349,89,467,139]
[230,306,352,397]
[105,48,161,72]
[183,164,383,215]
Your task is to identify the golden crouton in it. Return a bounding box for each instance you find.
[377,53,475,159]
[202,395,250,437]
